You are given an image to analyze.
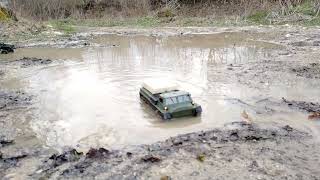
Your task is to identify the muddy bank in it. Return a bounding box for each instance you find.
[13,57,53,68]
[282,98,320,113]
[232,59,320,90]
[0,90,33,139]
[0,90,32,110]
[9,34,116,49]
[29,122,320,179]
[1,57,54,68]
[0,135,14,148]
[0,69,4,77]
[0,90,37,177]
[291,63,320,79]
[1,25,319,49]
[0,149,28,173]
[19,36,91,48]
[0,90,57,179]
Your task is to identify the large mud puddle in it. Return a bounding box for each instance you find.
[1,32,319,150]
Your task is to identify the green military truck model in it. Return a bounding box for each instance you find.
[139,80,202,120]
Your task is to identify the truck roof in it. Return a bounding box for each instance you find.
[142,79,179,94]
[159,91,189,98]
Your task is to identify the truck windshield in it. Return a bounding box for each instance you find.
[165,95,191,105]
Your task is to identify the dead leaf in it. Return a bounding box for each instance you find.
[160,175,171,180]
[308,112,320,120]
[241,110,253,124]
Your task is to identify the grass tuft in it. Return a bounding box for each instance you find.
[136,16,160,27]
[247,11,268,24]
[49,20,75,34]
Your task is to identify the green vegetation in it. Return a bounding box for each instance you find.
[247,11,269,24]
[157,8,175,18]
[48,16,161,29]
[246,0,320,25]
[290,0,317,16]
[299,16,320,26]
[136,16,160,27]
[0,7,10,21]
[48,16,253,30]
[49,20,75,34]
[15,0,318,33]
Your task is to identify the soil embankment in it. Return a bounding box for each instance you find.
[32,123,318,180]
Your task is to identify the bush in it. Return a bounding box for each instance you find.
[247,11,268,24]
[9,0,152,20]
[50,20,75,34]
[157,8,175,18]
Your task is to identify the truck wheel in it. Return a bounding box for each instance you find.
[163,113,172,120]
[192,110,198,116]
[193,106,202,116]
[140,93,146,102]
[1,50,8,54]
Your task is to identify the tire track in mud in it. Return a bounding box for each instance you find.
[30,122,319,179]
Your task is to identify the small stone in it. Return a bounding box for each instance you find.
[282,125,293,132]
[190,171,200,176]
[142,155,161,163]
[86,148,110,159]
[160,175,171,180]
[312,41,320,46]
[126,152,133,158]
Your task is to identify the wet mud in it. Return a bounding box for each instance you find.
[282,98,320,113]
[0,91,33,110]
[30,122,319,179]
[18,35,117,49]
[291,63,320,79]
[0,152,28,172]
[1,26,320,179]
[3,57,53,68]
[20,36,91,48]
[0,90,33,176]
[289,40,320,47]
[0,69,4,77]
[0,135,14,148]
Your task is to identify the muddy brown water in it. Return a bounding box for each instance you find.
[1,32,320,151]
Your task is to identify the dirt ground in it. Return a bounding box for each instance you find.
[1,25,320,179]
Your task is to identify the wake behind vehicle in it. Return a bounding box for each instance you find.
[139,80,202,120]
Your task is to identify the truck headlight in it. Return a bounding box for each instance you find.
[191,101,195,105]
[164,106,168,111]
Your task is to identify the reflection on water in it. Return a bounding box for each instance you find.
[0,33,289,150]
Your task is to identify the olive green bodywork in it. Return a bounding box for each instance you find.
[139,87,202,120]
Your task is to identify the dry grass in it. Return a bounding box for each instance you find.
[9,0,152,20]
[7,0,320,25]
